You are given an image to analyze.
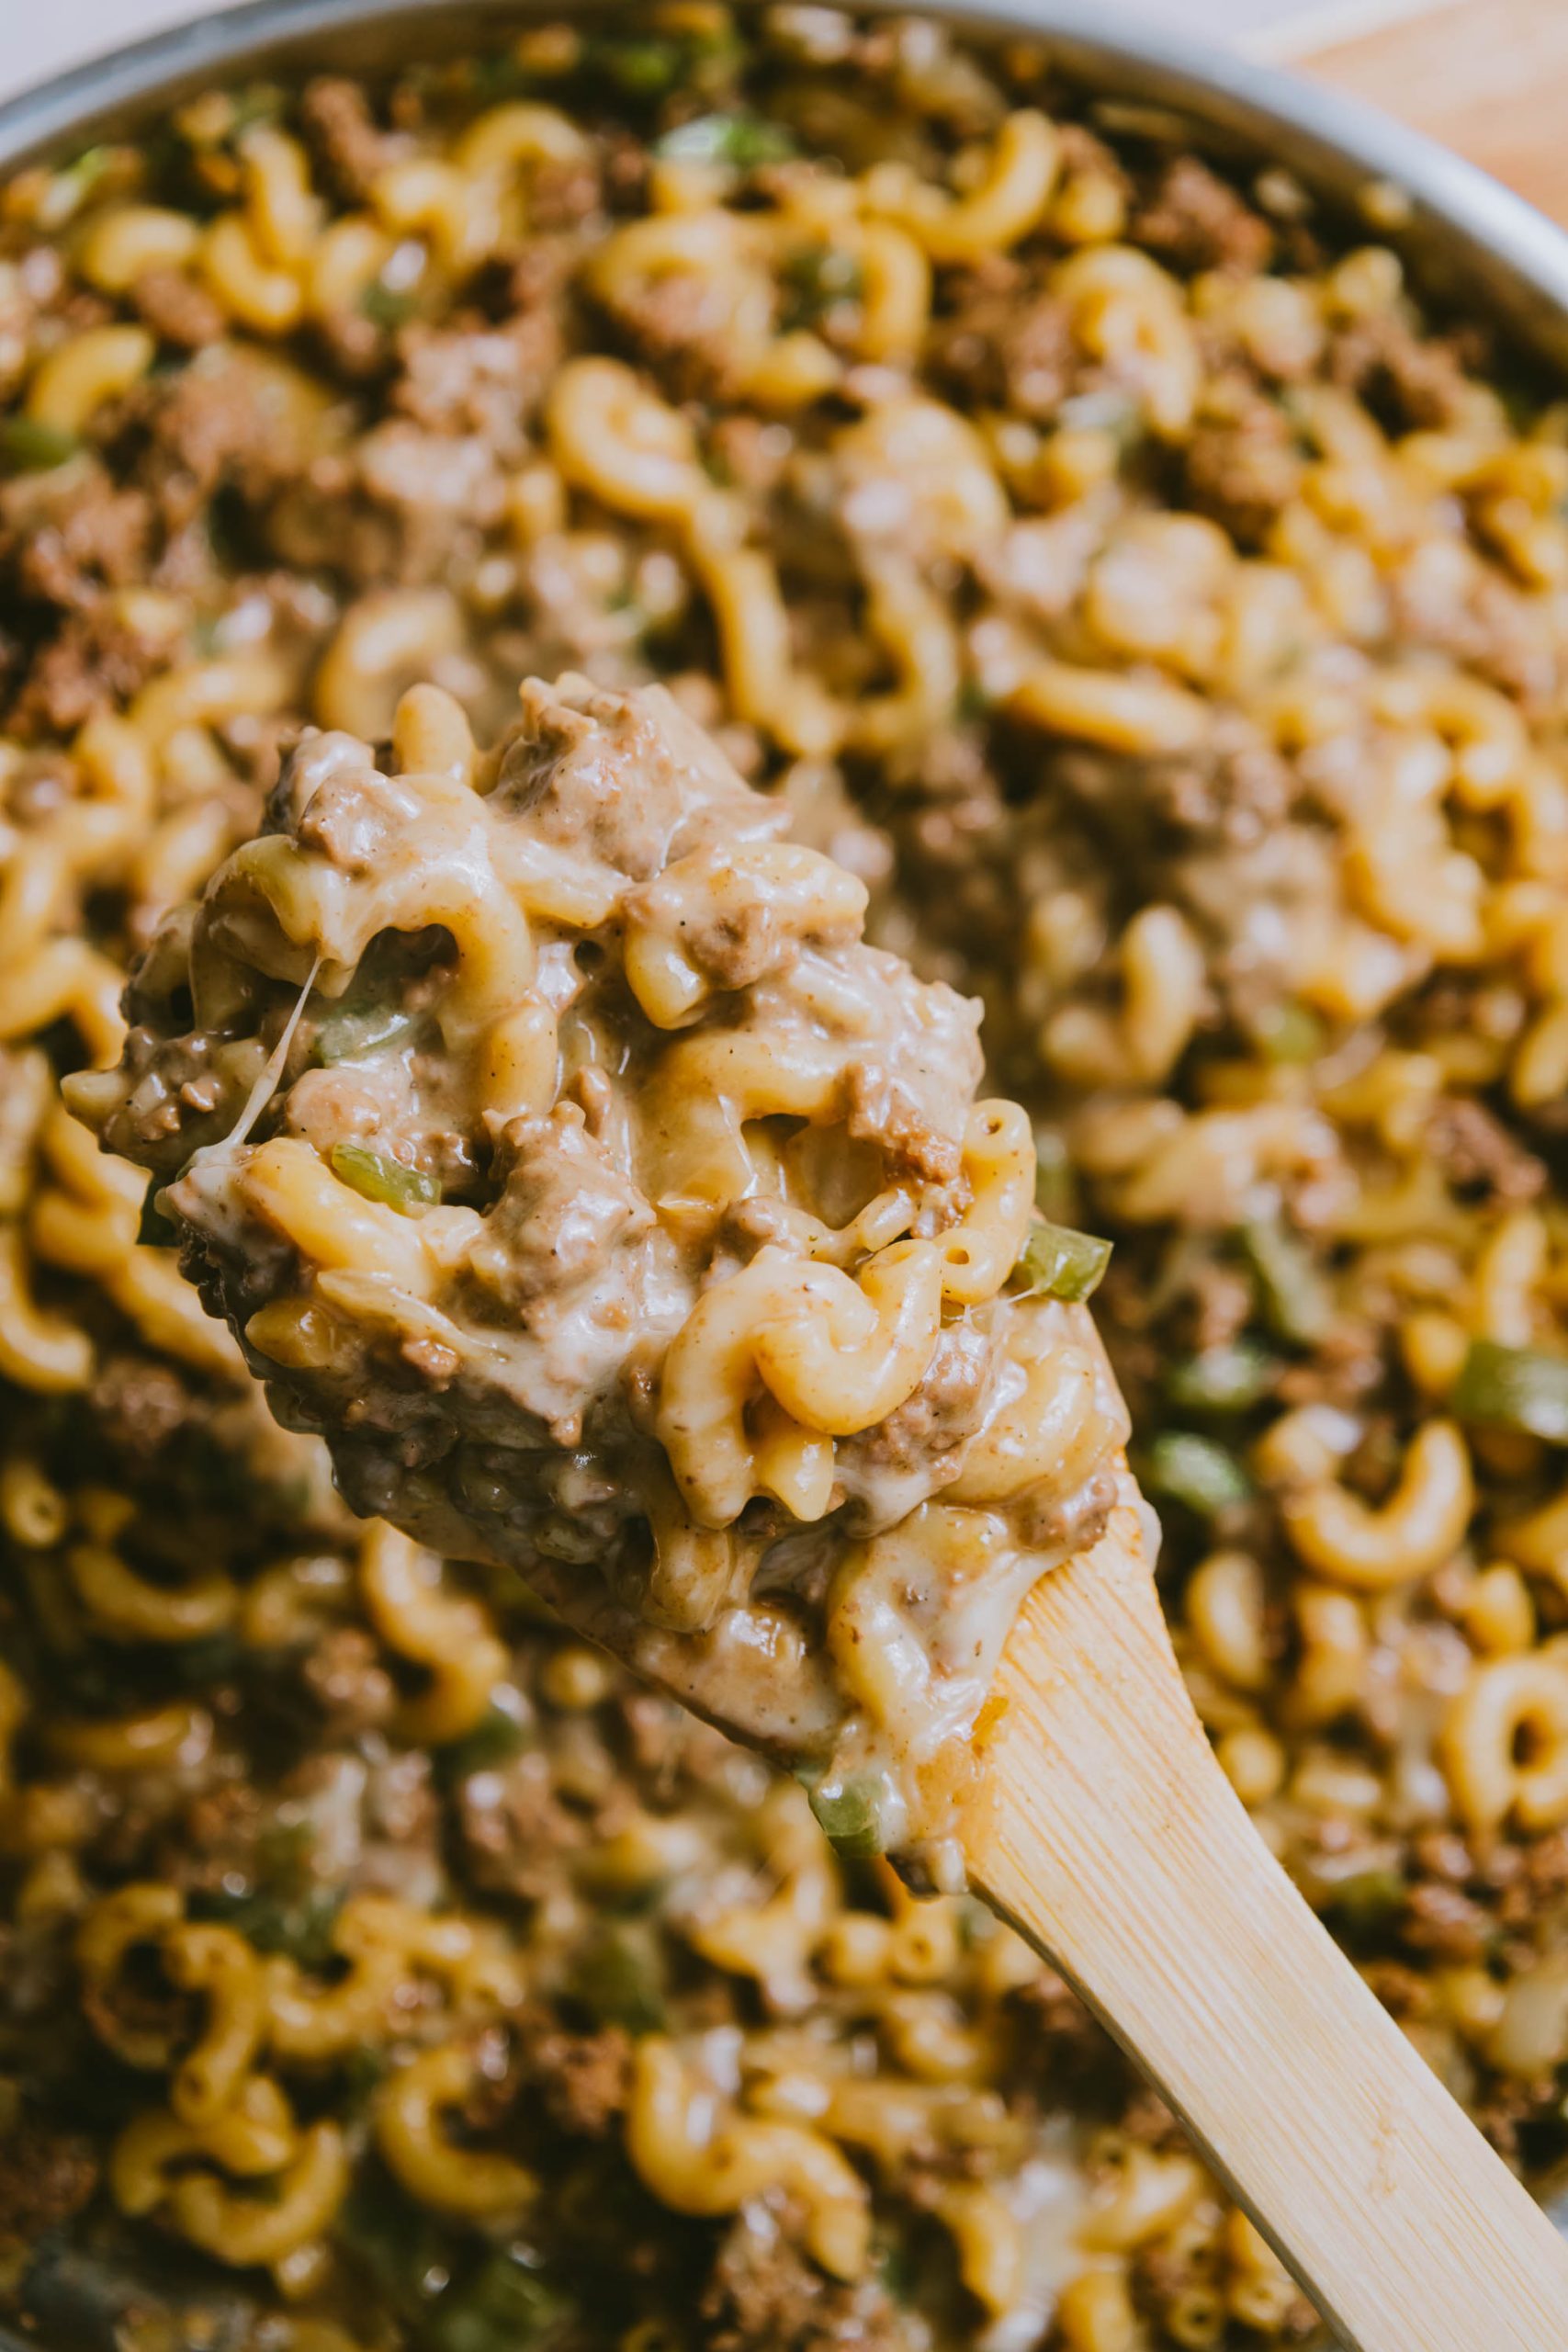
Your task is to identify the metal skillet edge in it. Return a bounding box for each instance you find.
[1,0,1567,364]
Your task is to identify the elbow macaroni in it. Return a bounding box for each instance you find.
[86,673,1127,1883]
[10,19,1568,2346]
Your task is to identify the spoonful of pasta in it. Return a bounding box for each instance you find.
[68,673,1568,2352]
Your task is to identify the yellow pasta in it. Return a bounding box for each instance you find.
[26,322,154,433]
[9,20,1568,2346]
[376,2044,536,2216]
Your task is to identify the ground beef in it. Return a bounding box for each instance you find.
[700,2215,908,2352]
[1359,1961,1432,2025]
[928,259,1077,421]
[147,1788,269,1906]
[1274,1317,1385,1411]
[1007,1966,1126,2106]
[0,467,152,610]
[1184,1260,1255,1354]
[1119,2086,1188,2152]
[1329,311,1478,431]
[599,126,652,215]
[300,1626,398,1736]
[1133,155,1274,277]
[706,414,795,500]
[1181,376,1303,547]
[1121,731,1294,854]
[468,1102,654,1315]
[522,2017,632,2137]
[143,353,299,521]
[1017,1457,1119,1554]
[616,1689,697,1793]
[358,411,506,529]
[459,1747,589,1899]
[1400,1880,1494,1962]
[1495,1826,1568,1936]
[491,673,756,877]
[132,265,226,350]
[841,1060,963,1184]
[310,303,390,380]
[1424,1097,1545,1206]
[273,422,506,585]
[392,311,563,452]
[87,1353,207,1462]
[840,1324,994,1484]
[605,269,755,402]
[502,233,582,319]
[525,153,604,233]
[10,603,168,739]
[299,76,403,202]
[0,2121,99,2245]
[287,732,385,864]
[1387,548,1562,714]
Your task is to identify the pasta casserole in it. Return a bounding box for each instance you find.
[6,4,1568,2346]
[73,670,1130,1885]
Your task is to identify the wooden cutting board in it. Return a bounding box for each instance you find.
[1290,0,1568,227]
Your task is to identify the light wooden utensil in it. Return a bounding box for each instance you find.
[966,1487,1568,2352]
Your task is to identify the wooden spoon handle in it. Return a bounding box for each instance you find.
[965,1506,1568,2352]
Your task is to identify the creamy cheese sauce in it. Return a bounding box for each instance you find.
[77,675,1126,1883]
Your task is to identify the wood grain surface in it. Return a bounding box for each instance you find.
[967,1498,1568,2352]
[1295,0,1568,225]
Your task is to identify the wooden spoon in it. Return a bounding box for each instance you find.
[966,1487,1568,2352]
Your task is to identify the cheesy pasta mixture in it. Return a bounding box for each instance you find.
[5,7,1568,2347]
[73,667,1130,1889]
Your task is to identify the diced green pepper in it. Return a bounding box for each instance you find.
[1242,1215,1332,1345]
[360,279,420,328]
[340,2043,389,2113]
[1452,1339,1568,1443]
[808,1774,889,1860]
[778,243,863,326]
[161,1630,244,1690]
[437,1698,528,1778]
[588,35,683,96]
[425,2255,574,2352]
[1165,1340,1279,1414]
[878,2237,919,2306]
[1251,1001,1325,1065]
[226,85,287,138]
[1144,1431,1252,1519]
[338,2182,457,2323]
[1055,387,1145,447]
[330,1140,439,1212]
[313,1002,421,1065]
[656,110,798,166]
[188,1822,328,1958]
[0,416,82,472]
[52,144,115,212]
[1014,1219,1112,1304]
[137,1178,178,1249]
[572,1920,668,2035]
[1323,1865,1407,1936]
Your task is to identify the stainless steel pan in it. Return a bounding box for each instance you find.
[4,0,1568,367]
[0,3,1564,2344]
